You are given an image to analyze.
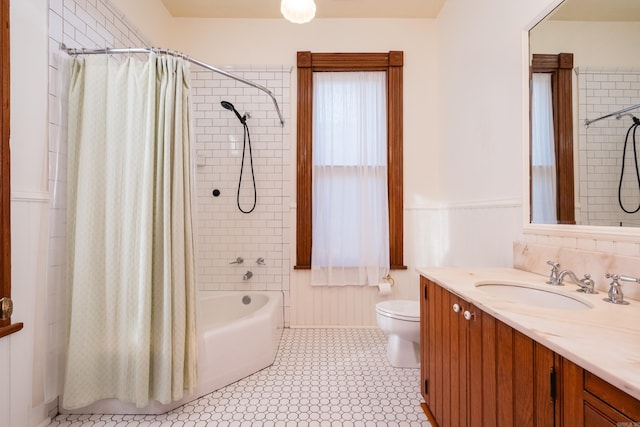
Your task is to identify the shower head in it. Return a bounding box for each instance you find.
[221,100,246,124]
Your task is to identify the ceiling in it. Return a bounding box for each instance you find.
[159,0,640,21]
[549,0,640,21]
[159,0,447,19]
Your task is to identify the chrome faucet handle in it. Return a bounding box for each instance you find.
[604,273,630,305]
[618,274,640,284]
[576,274,597,294]
[546,261,561,285]
[230,257,244,265]
[256,257,266,265]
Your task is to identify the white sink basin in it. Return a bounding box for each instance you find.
[475,282,593,310]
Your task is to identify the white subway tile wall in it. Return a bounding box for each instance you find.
[578,68,640,228]
[191,67,291,319]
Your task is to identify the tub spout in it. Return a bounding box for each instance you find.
[243,271,253,280]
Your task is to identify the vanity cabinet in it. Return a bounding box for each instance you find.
[420,276,640,427]
[420,276,555,426]
[560,358,640,426]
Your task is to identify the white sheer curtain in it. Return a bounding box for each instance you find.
[311,72,389,286]
[531,73,558,224]
[62,54,197,409]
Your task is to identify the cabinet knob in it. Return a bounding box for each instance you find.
[463,310,475,321]
[452,303,461,313]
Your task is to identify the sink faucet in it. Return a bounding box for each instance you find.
[604,273,639,305]
[546,261,596,293]
[557,270,596,294]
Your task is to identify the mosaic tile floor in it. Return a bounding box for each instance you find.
[48,328,430,426]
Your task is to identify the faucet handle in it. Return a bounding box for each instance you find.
[546,260,560,285]
[604,273,630,305]
[230,257,244,265]
[577,274,597,294]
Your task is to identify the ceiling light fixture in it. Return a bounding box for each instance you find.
[281,0,316,24]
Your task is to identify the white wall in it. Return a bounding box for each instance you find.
[2,0,52,426]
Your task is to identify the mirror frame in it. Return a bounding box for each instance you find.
[522,0,640,242]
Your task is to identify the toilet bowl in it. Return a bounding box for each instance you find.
[375,299,420,368]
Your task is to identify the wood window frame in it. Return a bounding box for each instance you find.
[0,0,20,338]
[530,53,575,225]
[295,51,406,270]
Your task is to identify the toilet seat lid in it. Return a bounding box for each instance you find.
[376,300,420,321]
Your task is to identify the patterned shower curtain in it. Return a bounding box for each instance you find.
[62,54,197,409]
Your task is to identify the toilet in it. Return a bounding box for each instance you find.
[375,299,420,368]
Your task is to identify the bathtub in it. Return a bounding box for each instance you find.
[61,290,284,415]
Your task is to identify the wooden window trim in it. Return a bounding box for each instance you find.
[295,51,406,270]
[530,53,575,225]
[0,0,21,339]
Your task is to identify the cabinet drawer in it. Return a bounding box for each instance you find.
[584,372,640,421]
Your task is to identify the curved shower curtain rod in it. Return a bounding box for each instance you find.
[584,103,640,127]
[60,43,285,127]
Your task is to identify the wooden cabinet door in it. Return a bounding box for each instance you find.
[420,277,469,427]
[420,276,429,403]
[448,289,467,427]
[468,307,497,427]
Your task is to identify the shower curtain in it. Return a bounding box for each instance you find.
[62,54,197,409]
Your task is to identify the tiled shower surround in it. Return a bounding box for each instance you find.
[191,67,291,318]
[577,68,640,228]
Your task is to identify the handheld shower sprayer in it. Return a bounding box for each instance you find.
[221,100,257,214]
[221,100,246,124]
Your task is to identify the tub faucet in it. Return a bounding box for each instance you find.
[557,270,596,294]
[243,271,253,281]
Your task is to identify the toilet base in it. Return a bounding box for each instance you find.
[386,335,420,368]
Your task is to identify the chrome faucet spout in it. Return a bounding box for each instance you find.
[557,269,581,285]
[556,269,597,294]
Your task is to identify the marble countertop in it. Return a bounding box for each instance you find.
[417,267,640,401]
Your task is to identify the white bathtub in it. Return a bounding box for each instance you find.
[61,290,284,415]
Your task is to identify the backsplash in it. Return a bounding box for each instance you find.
[514,240,640,301]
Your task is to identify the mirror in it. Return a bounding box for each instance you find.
[529,0,640,228]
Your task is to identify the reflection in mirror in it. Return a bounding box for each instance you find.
[529,0,640,228]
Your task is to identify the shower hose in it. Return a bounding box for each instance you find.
[619,116,640,214]
[237,120,257,214]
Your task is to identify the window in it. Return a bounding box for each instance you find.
[531,73,557,223]
[530,53,575,225]
[295,51,405,270]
